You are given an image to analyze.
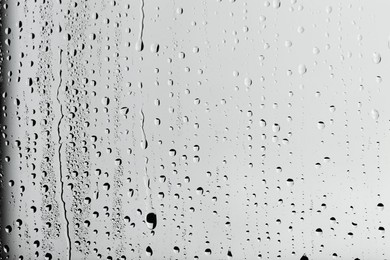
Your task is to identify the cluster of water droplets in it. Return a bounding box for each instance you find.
[1,0,390,259]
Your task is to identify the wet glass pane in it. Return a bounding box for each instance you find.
[1,0,390,259]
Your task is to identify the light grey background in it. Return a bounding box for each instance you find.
[1,0,390,259]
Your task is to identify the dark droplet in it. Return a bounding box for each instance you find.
[146,212,157,229]
[146,246,153,256]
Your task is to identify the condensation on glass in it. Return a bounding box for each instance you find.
[1,0,390,259]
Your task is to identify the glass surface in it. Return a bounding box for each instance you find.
[1,0,390,259]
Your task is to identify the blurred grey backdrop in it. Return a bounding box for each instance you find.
[1,0,390,259]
